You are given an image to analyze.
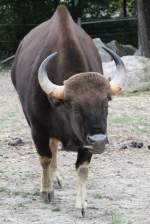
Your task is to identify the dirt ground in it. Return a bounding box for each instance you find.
[0,70,150,224]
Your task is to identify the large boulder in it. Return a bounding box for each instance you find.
[93,38,137,62]
[103,56,150,92]
[93,38,112,62]
[106,40,137,57]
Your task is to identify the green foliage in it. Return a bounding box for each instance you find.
[0,0,136,60]
[0,0,58,60]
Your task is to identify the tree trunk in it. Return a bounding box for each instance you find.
[137,0,150,57]
[123,0,127,17]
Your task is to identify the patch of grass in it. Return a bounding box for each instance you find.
[51,207,61,212]
[93,193,103,199]
[109,114,150,134]
[118,91,150,97]
[109,115,144,125]
[14,191,29,198]
[0,187,9,193]
[136,126,150,134]
[112,214,121,224]
[0,112,18,129]
[32,190,39,196]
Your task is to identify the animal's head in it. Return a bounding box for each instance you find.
[38,47,126,153]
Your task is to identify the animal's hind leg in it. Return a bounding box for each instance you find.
[49,138,62,188]
[75,150,92,217]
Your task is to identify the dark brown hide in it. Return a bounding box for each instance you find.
[11,5,111,213]
[11,5,109,161]
[64,72,111,101]
[12,5,102,92]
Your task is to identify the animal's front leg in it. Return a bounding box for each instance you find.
[75,150,92,217]
[31,126,55,203]
[39,156,54,203]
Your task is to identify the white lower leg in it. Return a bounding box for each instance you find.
[39,156,53,192]
[75,162,89,209]
[49,138,62,186]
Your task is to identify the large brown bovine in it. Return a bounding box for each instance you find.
[11,5,126,216]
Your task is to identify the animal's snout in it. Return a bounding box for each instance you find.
[84,134,109,154]
[87,134,109,145]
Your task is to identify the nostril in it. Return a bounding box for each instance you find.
[87,134,108,145]
[87,135,95,144]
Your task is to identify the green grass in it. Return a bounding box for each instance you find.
[93,193,103,199]
[0,187,40,198]
[136,126,150,134]
[0,112,18,129]
[112,214,121,224]
[109,114,146,125]
[51,207,61,212]
[109,114,150,134]
[0,187,9,193]
[118,90,150,97]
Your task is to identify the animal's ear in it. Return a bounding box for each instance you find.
[48,96,64,107]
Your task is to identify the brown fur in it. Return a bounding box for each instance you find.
[64,72,111,101]
[11,4,108,156]
[11,5,111,209]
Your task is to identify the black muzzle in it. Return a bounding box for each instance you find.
[84,134,109,154]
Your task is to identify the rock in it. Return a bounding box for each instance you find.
[120,144,128,149]
[137,142,144,148]
[8,137,24,146]
[122,44,137,55]
[106,40,137,56]
[148,145,150,150]
[103,56,150,92]
[129,141,143,148]
[93,39,137,63]
[134,49,140,56]
[129,141,137,148]
[93,38,112,62]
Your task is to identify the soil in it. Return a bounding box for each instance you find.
[0,70,150,224]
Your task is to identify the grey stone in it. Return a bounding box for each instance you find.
[106,40,137,56]
[8,137,24,146]
[93,38,112,62]
[93,38,137,63]
[103,56,150,92]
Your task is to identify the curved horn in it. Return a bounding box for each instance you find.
[102,46,127,95]
[38,52,64,99]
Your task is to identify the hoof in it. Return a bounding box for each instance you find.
[54,171,62,189]
[75,200,87,217]
[56,176,62,189]
[40,191,54,203]
[81,208,85,217]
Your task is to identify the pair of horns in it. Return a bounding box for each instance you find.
[38,47,126,99]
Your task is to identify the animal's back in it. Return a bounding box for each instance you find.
[11,5,102,122]
[11,5,102,90]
